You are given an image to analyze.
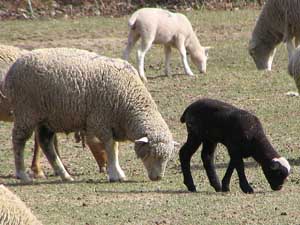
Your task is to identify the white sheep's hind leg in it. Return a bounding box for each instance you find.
[37,125,73,182]
[177,38,194,76]
[164,45,172,76]
[12,123,35,183]
[137,38,153,82]
[123,30,140,61]
[105,139,126,182]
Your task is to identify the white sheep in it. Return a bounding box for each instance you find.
[0,44,28,122]
[249,0,300,70]
[286,41,300,95]
[3,47,174,183]
[0,45,108,177]
[123,8,210,82]
[0,185,43,225]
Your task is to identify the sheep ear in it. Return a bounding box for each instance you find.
[135,137,149,143]
[270,161,280,170]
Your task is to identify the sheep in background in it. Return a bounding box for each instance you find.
[3,47,174,183]
[0,185,43,225]
[123,8,210,82]
[0,44,107,178]
[249,0,300,71]
[179,98,290,193]
[286,41,300,95]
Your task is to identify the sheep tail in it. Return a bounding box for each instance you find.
[128,11,139,29]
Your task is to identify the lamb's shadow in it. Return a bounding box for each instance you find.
[147,72,199,80]
[186,161,259,171]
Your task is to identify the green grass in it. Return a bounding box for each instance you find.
[0,9,300,225]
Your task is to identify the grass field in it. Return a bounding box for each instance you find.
[1,9,300,225]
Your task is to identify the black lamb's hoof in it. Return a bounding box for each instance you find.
[214,185,222,192]
[187,186,197,192]
[222,185,230,192]
[241,185,254,194]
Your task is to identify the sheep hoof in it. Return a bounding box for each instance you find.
[31,170,46,179]
[99,166,107,173]
[109,176,127,182]
[221,186,230,192]
[187,186,197,192]
[16,172,33,184]
[241,185,254,194]
[62,175,74,182]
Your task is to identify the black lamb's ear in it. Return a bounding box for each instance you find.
[270,161,280,170]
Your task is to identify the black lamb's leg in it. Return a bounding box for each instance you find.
[201,140,221,192]
[227,149,254,194]
[179,132,201,192]
[222,160,235,192]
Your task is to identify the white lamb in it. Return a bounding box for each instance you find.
[123,8,210,82]
[3,48,174,183]
[0,185,42,225]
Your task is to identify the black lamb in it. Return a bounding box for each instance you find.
[179,98,290,193]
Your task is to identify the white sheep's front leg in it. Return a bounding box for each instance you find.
[105,139,126,182]
[164,45,172,76]
[177,37,194,76]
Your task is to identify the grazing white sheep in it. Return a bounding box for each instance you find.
[3,48,174,183]
[0,44,28,122]
[0,45,108,177]
[0,185,43,225]
[123,8,210,82]
[249,0,300,70]
[286,41,300,95]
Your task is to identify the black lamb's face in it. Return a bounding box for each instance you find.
[262,157,291,191]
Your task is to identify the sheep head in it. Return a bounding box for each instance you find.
[262,157,291,191]
[248,39,276,71]
[190,46,210,74]
[134,136,174,181]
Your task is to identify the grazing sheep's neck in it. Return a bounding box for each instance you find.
[186,33,203,55]
[252,136,280,165]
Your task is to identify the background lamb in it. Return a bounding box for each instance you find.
[3,47,174,183]
[0,44,107,178]
[123,8,210,82]
[0,185,43,225]
[179,98,290,193]
[249,0,300,71]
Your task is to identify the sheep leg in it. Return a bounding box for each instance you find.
[30,132,46,178]
[12,123,34,183]
[137,38,153,82]
[201,141,221,192]
[221,160,235,192]
[105,139,126,182]
[164,45,172,76]
[123,30,140,61]
[179,132,201,192]
[176,36,194,76]
[37,125,73,181]
[227,151,253,193]
[86,138,107,173]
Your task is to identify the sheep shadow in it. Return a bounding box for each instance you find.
[147,72,201,80]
